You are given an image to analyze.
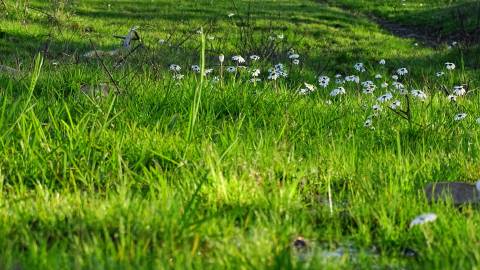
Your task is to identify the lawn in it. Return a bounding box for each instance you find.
[0,0,480,269]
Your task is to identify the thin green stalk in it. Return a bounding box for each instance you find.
[186,29,206,142]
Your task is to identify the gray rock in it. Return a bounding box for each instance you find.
[424,180,480,205]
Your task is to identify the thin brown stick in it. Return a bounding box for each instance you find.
[88,39,121,94]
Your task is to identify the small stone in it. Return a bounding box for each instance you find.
[424,180,480,205]
[410,213,437,228]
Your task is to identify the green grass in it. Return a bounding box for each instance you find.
[330,0,480,43]
[1,0,480,269]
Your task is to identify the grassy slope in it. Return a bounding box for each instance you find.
[331,0,480,41]
[0,0,479,269]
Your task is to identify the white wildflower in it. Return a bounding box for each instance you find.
[364,118,373,128]
[410,213,437,228]
[345,75,360,83]
[299,82,316,94]
[436,71,444,77]
[397,67,408,76]
[389,100,401,110]
[377,92,393,102]
[226,66,236,73]
[372,104,382,113]
[354,63,366,72]
[292,59,300,65]
[445,62,456,70]
[379,59,386,65]
[454,113,467,121]
[232,55,246,64]
[191,65,200,73]
[392,81,404,91]
[447,95,457,102]
[169,64,181,72]
[411,89,427,100]
[453,85,466,96]
[289,54,300,59]
[330,87,346,97]
[204,68,213,76]
[318,76,330,88]
[375,74,382,79]
[250,55,260,61]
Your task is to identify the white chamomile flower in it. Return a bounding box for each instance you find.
[191,65,200,73]
[251,69,261,77]
[299,82,315,95]
[372,104,382,113]
[232,55,245,64]
[436,71,445,77]
[364,118,373,128]
[381,82,389,88]
[268,71,279,81]
[392,81,404,91]
[250,55,260,61]
[354,63,366,72]
[361,80,375,88]
[226,66,236,73]
[250,78,261,83]
[345,75,360,83]
[274,63,285,71]
[375,74,382,79]
[277,34,284,39]
[397,67,408,76]
[169,64,181,72]
[288,54,300,59]
[298,88,310,95]
[392,74,399,81]
[411,89,427,100]
[292,59,300,65]
[379,59,386,65]
[447,95,457,102]
[363,87,375,94]
[445,62,456,70]
[454,113,467,121]
[204,68,213,76]
[377,92,393,102]
[389,100,401,110]
[453,85,466,96]
[318,76,330,88]
[362,81,376,94]
[330,87,346,97]
[304,82,316,92]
